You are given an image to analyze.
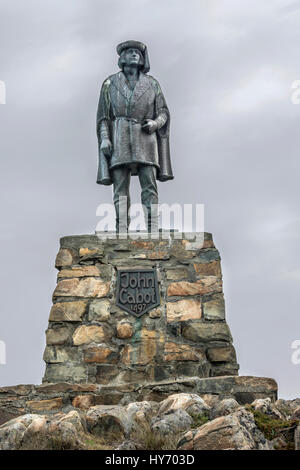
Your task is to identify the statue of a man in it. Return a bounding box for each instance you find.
[96,40,173,232]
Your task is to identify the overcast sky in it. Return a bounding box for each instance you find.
[0,0,299,398]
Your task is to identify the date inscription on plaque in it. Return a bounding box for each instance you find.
[116,269,160,317]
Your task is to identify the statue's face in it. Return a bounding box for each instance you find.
[123,48,141,66]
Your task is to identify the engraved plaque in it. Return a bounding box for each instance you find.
[116,268,160,317]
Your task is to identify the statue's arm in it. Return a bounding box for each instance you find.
[96,79,112,157]
[142,78,169,135]
[154,110,168,130]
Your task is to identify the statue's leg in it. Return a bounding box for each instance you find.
[112,166,131,232]
[138,165,159,233]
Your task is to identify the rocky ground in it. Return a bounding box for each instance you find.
[0,393,299,450]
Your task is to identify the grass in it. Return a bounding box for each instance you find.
[130,423,181,450]
[20,431,81,450]
[20,431,119,450]
[83,435,115,450]
[190,413,210,429]
[245,405,299,450]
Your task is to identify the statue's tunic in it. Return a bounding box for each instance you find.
[96,71,173,185]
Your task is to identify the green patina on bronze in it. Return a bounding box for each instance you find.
[96,40,174,231]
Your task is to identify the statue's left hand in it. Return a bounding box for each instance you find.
[142,119,158,134]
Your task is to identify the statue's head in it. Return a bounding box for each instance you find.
[117,40,150,73]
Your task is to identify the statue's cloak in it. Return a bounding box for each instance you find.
[96,71,173,185]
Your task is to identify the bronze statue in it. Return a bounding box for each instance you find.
[96,40,173,232]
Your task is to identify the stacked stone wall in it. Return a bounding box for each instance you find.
[43,233,239,385]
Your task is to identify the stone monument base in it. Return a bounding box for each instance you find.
[43,232,239,385]
[0,231,273,430]
[0,376,278,425]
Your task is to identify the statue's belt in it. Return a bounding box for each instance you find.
[113,117,143,124]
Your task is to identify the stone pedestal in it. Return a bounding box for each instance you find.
[43,232,239,385]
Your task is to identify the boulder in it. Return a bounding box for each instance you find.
[86,405,131,439]
[126,401,154,429]
[151,409,193,436]
[0,414,38,450]
[210,398,240,419]
[291,406,300,421]
[251,398,284,420]
[24,410,86,450]
[274,398,300,419]
[177,408,273,450]
[158,393,210,417]
[115,440,143,450]
[0,411,86,450]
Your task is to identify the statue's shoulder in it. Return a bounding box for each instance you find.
[102,72,120,88]
[146,74,162,93]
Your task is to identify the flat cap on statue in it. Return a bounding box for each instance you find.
[116,40,146,55]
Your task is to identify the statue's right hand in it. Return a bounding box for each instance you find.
[100,139,112,157]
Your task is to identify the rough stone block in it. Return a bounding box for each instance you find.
[95,364,120,384]
[73,325,111,346]
[194,260,221,277]
[116,321,133,339]
[207,346,237,363]
[130,240,154,250]
[57,266,99,279]
[83,346,118,363]
[166,268,189,281]
[55,248,76,268]
[46,326,73,346]
[36,383,97,394]
[26,398,63,412]
[43,346,81,363]
[88,300,110,322]
[196,249,221,263]
[53,278,110,298]
[79,247,104,260]
[149,308,162,319]
[182,238,215,250]
[168,277,222,297]
[72,394,96,410]
[43,364,87,383]
[49,300,87,322]
[210,363,240,377]
[167,299,202,322]
[182,322,232,343]
[164,342,206,361]
[121,329,163,366]
[203,295,225,320]
[147,250,170,260]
